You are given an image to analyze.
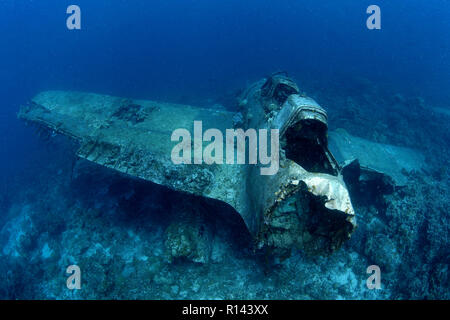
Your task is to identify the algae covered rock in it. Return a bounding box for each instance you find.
[164,204,212,264]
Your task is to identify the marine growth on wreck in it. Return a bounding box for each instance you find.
[19,74,360,259]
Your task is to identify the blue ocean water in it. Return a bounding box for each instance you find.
[0,1,449,299]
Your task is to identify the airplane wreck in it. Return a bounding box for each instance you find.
[18,73,425,260]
